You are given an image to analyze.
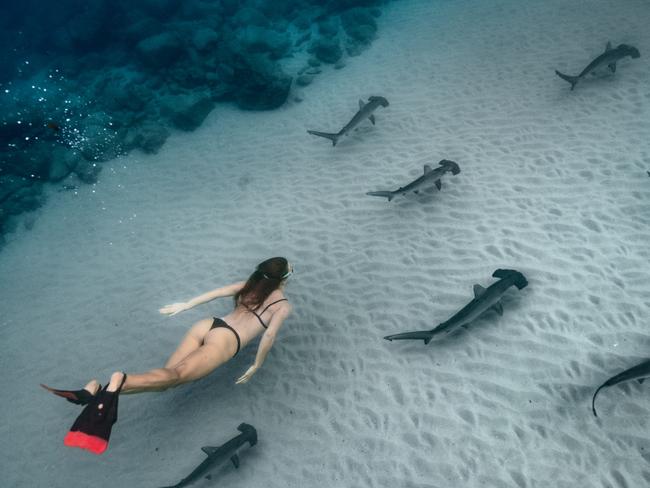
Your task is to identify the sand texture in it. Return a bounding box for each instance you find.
[1,0,650,487]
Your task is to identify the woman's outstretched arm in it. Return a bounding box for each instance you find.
[160,281,246,315]
[236,302,292,384]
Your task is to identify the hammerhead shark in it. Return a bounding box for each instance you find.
[555,42,640,90]
[384,269,528,344]
[591,359,650,417]
[160,423,257,488]
[366,160,460,201]
[307,96,389,146]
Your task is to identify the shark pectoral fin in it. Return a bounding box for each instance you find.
[358,99,366,109]
[413,190,420,194]
[384,330,433,343]
[608,62,617,73]
[473,284,486,297]
[205,475,212,481]
[201,446,218,456]
[492,301,504,316]
[435,179,442,190]
[231,454,240,468]
[638,378,646,385]
[369,114,376,125]
[605,41,612,52]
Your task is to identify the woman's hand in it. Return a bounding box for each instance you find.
[236,364,259,384]
[159,302,190,316]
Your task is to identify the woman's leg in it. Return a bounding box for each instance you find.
[118,329,238,394]
[164,318,214,368]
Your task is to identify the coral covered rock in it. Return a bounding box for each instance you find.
[160,90,215,131]
[231,56,292,110]
[310,38,343,64]
[136,33,184,69]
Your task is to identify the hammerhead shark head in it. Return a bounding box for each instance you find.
[555,41,640,90]
[307,96,389,146]
[591,359,650,417]
[384,269,528,344]
[366,160,461,201]
[160,423,257,488]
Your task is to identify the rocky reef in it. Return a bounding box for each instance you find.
[0,0,389,242]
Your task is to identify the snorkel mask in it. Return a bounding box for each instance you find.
[260,266,293,281]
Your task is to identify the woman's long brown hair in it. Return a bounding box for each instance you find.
[234,257,289,310]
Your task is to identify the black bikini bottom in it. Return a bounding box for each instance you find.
[210,318,241,357]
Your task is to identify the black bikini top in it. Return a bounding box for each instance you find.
[246,298,288,329]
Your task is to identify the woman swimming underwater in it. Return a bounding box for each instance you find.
[42,257,293,448]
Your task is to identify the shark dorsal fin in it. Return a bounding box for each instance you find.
[605,41,612,52]
[492,301,504,316]
[358,99,366,110]
[231,454,240,468]
[201,446,218,456]
[423,164,433,174]
[473,284,486,297]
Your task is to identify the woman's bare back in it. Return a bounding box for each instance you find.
[207,290,288,348]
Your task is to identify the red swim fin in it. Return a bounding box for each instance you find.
[41,383,100,406]
[64,374,127,455]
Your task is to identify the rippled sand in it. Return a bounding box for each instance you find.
[1,0,650,486]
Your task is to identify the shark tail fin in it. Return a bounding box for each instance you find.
[592,383,607,417]
[384,330,433,344]
[366,191,394,202]
[440,159,461,175]
[307,130,340,146]
[555,70,579,90]
[237,423,258,446]
[492,269,528,289]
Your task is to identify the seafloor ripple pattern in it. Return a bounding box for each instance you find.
[1,0,650,487]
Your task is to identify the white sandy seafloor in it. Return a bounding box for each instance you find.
[2,0,650,486]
